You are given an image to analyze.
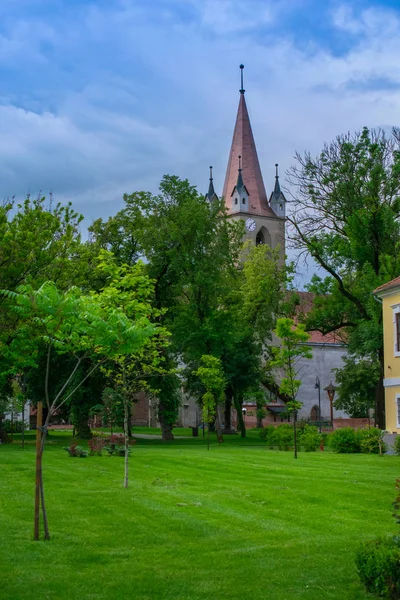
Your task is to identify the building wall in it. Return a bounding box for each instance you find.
[229,213,285,258]
[295,343,348,420]
[382,290,400,432]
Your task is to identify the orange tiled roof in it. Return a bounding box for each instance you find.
[294,291,346,345]
[373,276,400,295]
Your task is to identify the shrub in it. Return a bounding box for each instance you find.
[259,425,275,444]
[269,424,294,451]
[104,444,131,457]
[64,444,88,458]
[88,437,106,456]
[356,537,400,598]
[3,419,27,433]
[328,427,361,453]
[394,437,400,456]
[359,428,387,455]
[299,424,322,452]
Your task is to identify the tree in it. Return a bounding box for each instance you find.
[4,280,156,540]
[270,318,312,459]
[91,251,170,484]
[90,177,287,439]
[288,127,400,428]
[116,176,243,439]
[195,355,226,449]
[223,244,287,437]
[333,355,379,417]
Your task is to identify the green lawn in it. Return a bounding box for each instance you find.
[1,431,398,600]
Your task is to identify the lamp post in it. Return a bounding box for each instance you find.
[242,407,247,428]
[315,376,321,433]
[324,382,336,425]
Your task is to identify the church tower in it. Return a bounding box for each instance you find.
[222,65,285,256]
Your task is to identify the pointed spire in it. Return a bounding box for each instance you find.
[274,163,281,195]
[222,66,275,217]
[269,162,286,218]
[239,64,245,94]
[205,166,218,203]
[236,155,244,190]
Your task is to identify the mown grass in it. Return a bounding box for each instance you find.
[1,430,398,599]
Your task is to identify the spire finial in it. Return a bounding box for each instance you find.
[209,166,213,181]
[239,64,245,94]
[238,155,242,171]
[275,163,279,178]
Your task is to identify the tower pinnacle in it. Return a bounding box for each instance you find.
[205,165,218,203]
[239,64,245,94]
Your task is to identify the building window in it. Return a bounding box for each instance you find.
[256,230,265,246]
[235,198,238,205]
[397,396,400,428]
[242,198,246,204]
[394,306,400,356]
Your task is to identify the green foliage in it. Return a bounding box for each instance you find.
[334,355,379,417]
[2,419,27,433]
[359,428,387,455]
[356,537,400,599]
[260,424,294,450]
[329,427,386,454]
[260,424,322,452]
[271,318,312,404]
[195,355,226,424]
[394,437,400,456]
[289,128,400,427]
[299,425,322,452]
[104,444,131,457]
[328,428,361,453]
[63,444,88,458]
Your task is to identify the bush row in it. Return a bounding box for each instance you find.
[259,424,386,454]
[329,427,386,454]
[260,423,322,451]
[1,419,28,433]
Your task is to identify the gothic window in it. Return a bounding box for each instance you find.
[256,230,265,246]
[242,198,246,204]
[256,227,272,247]
[235,197,238,205]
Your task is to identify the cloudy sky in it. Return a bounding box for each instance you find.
[1,0,400,246]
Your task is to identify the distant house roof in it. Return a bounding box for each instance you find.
[373,276,400,296]
[295,291,346,346]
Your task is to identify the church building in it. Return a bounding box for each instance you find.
[206,65,349,426]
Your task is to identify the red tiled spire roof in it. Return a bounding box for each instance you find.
[222,77,276,217]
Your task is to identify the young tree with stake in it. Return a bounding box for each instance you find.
[3,278,156,540]
[271,318,312,459]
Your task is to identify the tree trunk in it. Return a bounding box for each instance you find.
[34,402,42,541]
[293,411,298,459]
[21,401,25,449]
[375,349,385,429]
[158,401,174,441]
[123,397,129,488]
[215,406,224,444]
[256,413,264,429]
[75,413,92,439]
[34,402,50,541]
[234,395,246,438]
[0,414,10,444]
[224,392,232,431]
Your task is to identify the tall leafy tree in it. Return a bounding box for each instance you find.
[271,318,312,459]
[287,127,400,427]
